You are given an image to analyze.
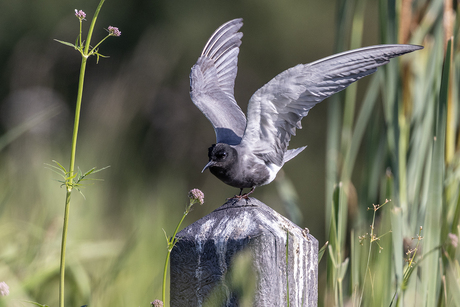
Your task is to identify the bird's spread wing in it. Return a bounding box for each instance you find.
[241,44,423,165]
[190,18,247,145]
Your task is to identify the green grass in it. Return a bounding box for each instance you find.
[325,0,460,306]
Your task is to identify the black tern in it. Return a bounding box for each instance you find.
[191,18,422,197]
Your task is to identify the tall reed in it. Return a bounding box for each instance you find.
[325,0,460,306]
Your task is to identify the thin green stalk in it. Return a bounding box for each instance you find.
[357,201,391,306]
[359,209,376,306]
[59,191,72,307]
[160,190,204,306]
[58,56,88,307]
[68,57,87,179]
[84,0,106,55]
[162,213,188,303]
[89,34,112,55]
[78,19,83,47]
[338,279,344,307]
[162,255,170,305]
[58,2,106,306]
[68,0,105,176]
[341,0,365,151]
[59,43,88,307]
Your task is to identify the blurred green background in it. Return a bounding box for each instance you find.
[0,0,457,306]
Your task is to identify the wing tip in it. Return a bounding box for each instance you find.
[201,18,244,56]
[394,43,424,53]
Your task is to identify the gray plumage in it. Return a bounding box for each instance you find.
[191,18,422,195]
[190,18,245,145]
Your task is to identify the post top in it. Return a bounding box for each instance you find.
[176,197,317,244]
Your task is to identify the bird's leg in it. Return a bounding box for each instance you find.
[231,187,255,199]
[228,188,244,200]
[243,187,255,197]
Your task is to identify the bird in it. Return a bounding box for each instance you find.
[190,18,422,198]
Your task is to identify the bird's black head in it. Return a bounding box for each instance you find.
[202,143,237,174]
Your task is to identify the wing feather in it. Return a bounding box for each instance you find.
[241,44,423,165]
[190,18,246,145]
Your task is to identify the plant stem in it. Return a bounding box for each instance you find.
[59,190,72,307]
[58,2,105,306]
[162,206,191,305]
[58,54,88,307]
[359,210,376,306]
[90,34,111,55]
[172,212,188,240]
[84,0,105,55]
[78,20,82,47]
[69,57,87,177]
[59,53,88,307]
[162,252,170,305]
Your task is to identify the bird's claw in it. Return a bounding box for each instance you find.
[229,193,250,200]
[228,187,255,200]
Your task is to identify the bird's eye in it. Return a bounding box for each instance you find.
[216,152,227,160]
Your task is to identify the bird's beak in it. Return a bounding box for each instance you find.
[201,160,215,173]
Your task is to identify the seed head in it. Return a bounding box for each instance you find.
[108,26,121,37]
[188,188,205,205]
[151,300,163,307]
[75,9,86,20]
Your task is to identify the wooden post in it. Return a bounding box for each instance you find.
[170,197,318,306]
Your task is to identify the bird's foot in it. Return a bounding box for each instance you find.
[229,187,255,200]
[230,194,249,200]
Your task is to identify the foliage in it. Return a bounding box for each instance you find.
[325,0,460,306]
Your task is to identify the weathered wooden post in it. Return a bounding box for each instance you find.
[170,197,318,306]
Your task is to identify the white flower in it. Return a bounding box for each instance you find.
[188,188,204,205]
[0,281,9,296]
